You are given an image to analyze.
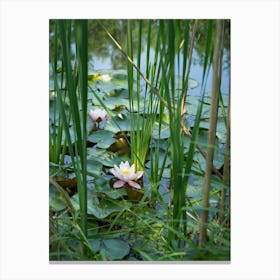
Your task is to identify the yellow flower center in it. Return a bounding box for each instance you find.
[122,170,131,175]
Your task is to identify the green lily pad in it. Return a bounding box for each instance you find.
[199,119,228,144]
[186,94,229,120]
[87,147,130,167]
[186,96,210,117]
[88,130,116,149]
[192,146,224,173]
[104,116,131,133]
[89,239,101,253]
[146,149,171,169]
[101,239,130,260]
[152,122,170,139]
[104,114,147,133]
[186,179,204,200]
[70,189,126,219]
[89,200,123,219]
[49,185,68,212]
[94,177,126,199]
[90,89,146,113]
[94,93,130,110]
[161,168,171,178]
[89,238,130,260]
[87,158,103,177]
[187,175,221,207]
[183,134,192,152]
[87,69,138,99]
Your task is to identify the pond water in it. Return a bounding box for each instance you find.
[90,48,230,97]
[86,21,230,97]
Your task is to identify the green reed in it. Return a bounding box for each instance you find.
[49,22,67,165]
[126,20,158,173]
[51,20,88,242]
[104,19,210,248]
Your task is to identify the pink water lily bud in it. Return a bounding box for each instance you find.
[88,108,108,123]
[110,161,143,189]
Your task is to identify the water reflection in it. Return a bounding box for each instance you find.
[49,19,230,95]
[87,19,230,95]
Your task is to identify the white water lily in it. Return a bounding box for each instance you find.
[88,108,108,123]
[99,74,112,82]
[110,161,143,189]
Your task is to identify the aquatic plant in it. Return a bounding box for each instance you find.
[51,20,89,250]
[110,161,143,189]
[88,108,108,122]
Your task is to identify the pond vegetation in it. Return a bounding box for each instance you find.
[49,19,230,261]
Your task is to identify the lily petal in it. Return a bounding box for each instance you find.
[110,168,117,177]
[113,180,126,188]
[130,163,135,174]
[128,180,141,189]
[135,171,144,180]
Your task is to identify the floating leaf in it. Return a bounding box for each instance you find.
[199,119,227,144]
[161,168,171,178]
[71,193,115,219]
[104,114,147,133]
[88,238,130,260]
[101,239,130,260]
[152,123,170,139]
[87,147,130,167]
[88,130,116,149]
[146,150,171,169]
[49,185,68,211]
[94,177,126,199]
[89,238,101,253]
[87,158,103,177]
[71,186,131,219]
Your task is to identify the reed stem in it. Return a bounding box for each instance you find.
[199,20,225,247]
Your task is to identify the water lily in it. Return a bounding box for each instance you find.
[88,108,108,123]
[99,74,112,82]
[110,161,143,189]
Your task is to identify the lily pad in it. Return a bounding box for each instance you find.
[101,239,130,260]
[88,130,116,149]
[104,114,147,133]
[87,158,103,177]
[87,147,130,167]
[88,69,138,97]
[70,188,127,219]
[186,94,229,120]
[94,177,126,199]
[199,119,228,144]
[49,185,68,211]
[88,200,123,219]
[146,150,171,169]
[161,168,171,178]
[89,239,101,253]
[89,238,130,260]
[152,122,170,139]
[192,147,224,173]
